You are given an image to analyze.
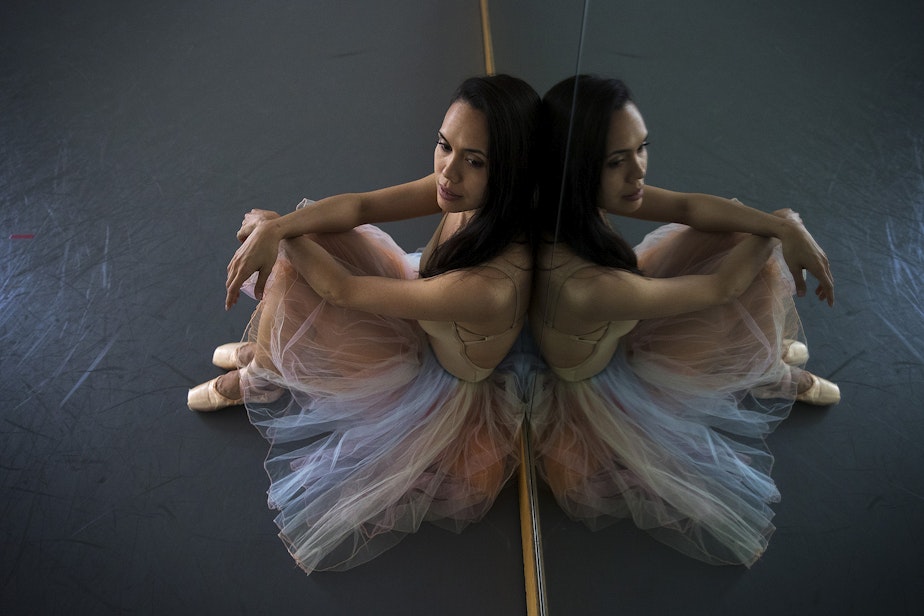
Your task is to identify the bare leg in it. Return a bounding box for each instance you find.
[283,235,418,368]
[250,269,287,375]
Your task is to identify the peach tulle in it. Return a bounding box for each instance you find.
[238,226,526,574]
[532,224,805,566]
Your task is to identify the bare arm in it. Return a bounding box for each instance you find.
[225,175,440,309]
[618,186,834,305]
[281,235,515,324]
[577,235,778,322]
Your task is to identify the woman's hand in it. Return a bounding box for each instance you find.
[225,211,284,310]
[773,208,835,306]
[237,208,280,242]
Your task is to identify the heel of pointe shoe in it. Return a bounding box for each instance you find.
[187,376,244,412]
[782,340,809,366]
[796,373,841,406]
[212,342,250,370]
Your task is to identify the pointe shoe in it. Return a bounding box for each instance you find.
[187,375,243,412]
[796,373,841,406]
[212,342,250,370]
[782,340,809,366]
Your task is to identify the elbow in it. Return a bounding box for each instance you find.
[322,281,351,308]
[721,286,744,305]
[714,278,746,305]
[310,275,352,307]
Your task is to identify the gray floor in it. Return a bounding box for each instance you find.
[3,1,923,615]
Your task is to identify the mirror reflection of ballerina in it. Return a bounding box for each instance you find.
[187,75,540,574]
[530,75,839,567]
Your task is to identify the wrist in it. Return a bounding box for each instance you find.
[258,216,287,241]
[771,216,801,242]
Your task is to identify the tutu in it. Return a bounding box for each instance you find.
[240,225,526,573]
[533,224,805,566]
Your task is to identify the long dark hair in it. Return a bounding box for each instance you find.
[420,74,540,278]
[538,74,641,273]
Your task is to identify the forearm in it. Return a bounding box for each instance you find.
[587,239,772,322]
[631,187,798,239]
[678,193,798,240]
[267,194,365,240]
[260,175,440,240]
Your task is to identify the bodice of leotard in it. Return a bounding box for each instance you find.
[529,244,637,382]
[417,215,527,383]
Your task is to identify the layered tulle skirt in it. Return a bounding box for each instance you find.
[239,226,525,574]
[532,224,805,566]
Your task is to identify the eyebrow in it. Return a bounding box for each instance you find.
[438,131,488,158]
[606,135,649,157]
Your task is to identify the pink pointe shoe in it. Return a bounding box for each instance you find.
[187,375,243,412]
[782,340,809,366]
[796,373,841,406]
[212,342,250,370]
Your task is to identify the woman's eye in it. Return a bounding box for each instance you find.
[437,140,451,152]
[466,158,485,168]
[607,159,624,168]
[638,141,650,153]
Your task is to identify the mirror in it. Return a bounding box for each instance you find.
[516,1,885,614]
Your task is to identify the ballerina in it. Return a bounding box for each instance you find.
[529,74,839,566]
[188,74,540,573]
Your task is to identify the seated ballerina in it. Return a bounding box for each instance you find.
[529,75,840,567]
[187,75,540,574]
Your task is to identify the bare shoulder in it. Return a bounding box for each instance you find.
[444,240,532,324]
[561,264,639,320]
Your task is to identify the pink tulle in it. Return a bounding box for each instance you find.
[238,226,526,574]
[533,224,805,566]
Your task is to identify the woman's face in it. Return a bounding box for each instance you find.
[597,102,649,215]
[434,101,490,213]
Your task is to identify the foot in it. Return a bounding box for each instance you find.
[212,342,254,370]
[188,371,243,412]
[782,340,809,366]
[796,372,841,406]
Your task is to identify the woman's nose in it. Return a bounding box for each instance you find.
[442,155,462,182]
[629,156,646,181]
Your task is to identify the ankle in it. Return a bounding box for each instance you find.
[215,370,242,399]
[237,344,255,366]
[797,371,814,394]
